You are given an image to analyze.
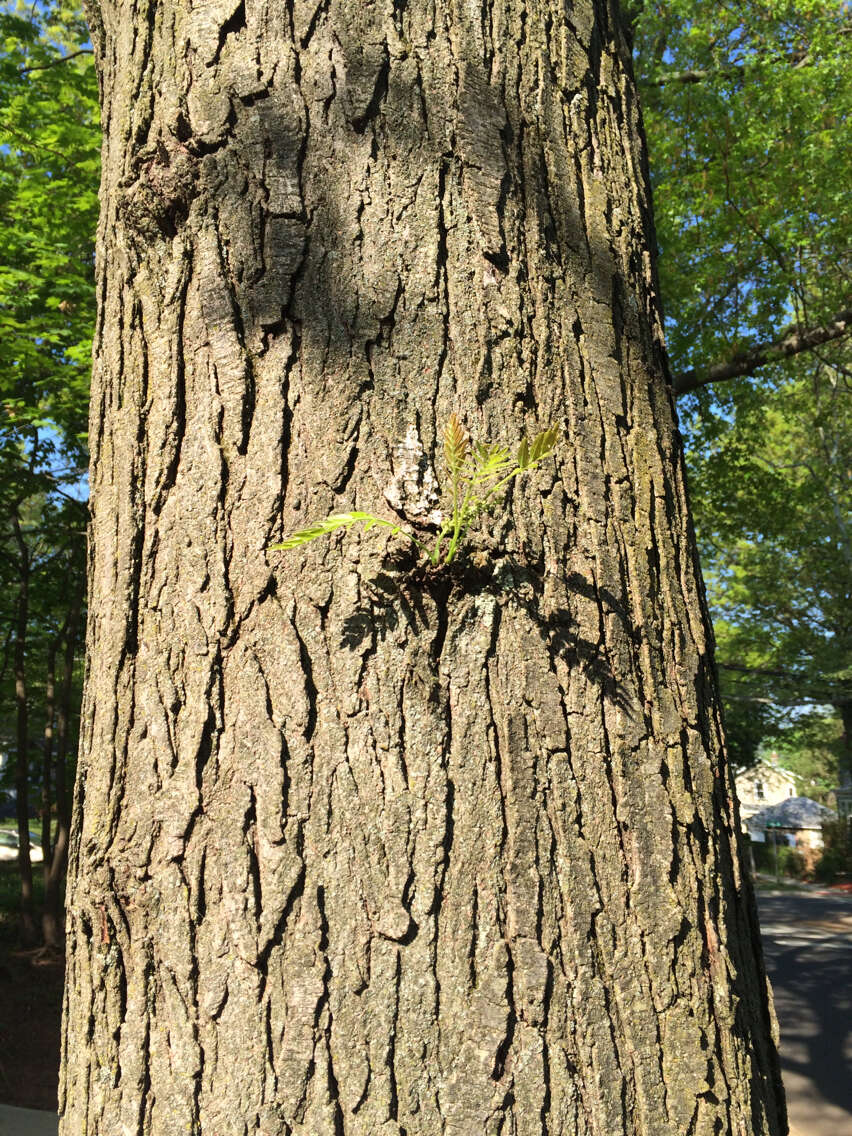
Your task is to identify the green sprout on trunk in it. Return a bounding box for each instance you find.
[269,415,559,567]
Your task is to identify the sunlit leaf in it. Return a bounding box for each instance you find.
[269,512,403,551]
[472,441,512,482]
[529,424,559,464]
[443,413,469,477]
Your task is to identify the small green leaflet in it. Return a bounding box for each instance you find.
[518,424,559,470]
[471,441,513,483]
[269,512,406,551]
[270,416,560,566]
[443,413,469,477]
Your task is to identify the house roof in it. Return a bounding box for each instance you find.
[734,757,797,781]
[748,796,836,830]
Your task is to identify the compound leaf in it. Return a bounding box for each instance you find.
[472,441,512,482]
[444,413,469,477]
[269,512,400,551]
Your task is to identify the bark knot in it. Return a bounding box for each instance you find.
[118,140,200,240]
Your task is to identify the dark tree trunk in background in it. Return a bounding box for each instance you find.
[63,0,786,1132]
[41,626,62,866]
[11,507,36,945]
[837,700,852,779]
[43,574,84,951]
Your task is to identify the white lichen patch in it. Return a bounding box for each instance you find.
[382,424,443,527]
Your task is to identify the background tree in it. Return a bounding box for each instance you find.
[60,0,786,1132]
[631,0,851,785]
[0,476,86,944]
[0,0,97,944]
[0,0,97,436]
[687,357,851,779]
[631,0,850,394]
[765,712,844,804]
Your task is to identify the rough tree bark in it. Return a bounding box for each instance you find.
[63,1,787,1133]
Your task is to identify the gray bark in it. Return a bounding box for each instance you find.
[63,1,787,1133]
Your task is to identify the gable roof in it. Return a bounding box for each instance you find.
[748,796,836,830]
[734,757,797,782]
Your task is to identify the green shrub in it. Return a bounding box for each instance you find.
[814,820,852,883]
[752,839,807,879]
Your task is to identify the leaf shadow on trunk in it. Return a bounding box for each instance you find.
[340,556,634,714]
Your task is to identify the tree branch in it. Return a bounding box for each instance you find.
[20,49,93,75]
[718,661,850,704]
[0,121,87,168]
[644,64,744,87]
[672,307,852,396]
[642,29,852,88]
[720,661,820,683]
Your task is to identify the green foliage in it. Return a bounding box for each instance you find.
[0,0,99,451]
[270,416,559,567]
[685,355,850,788]
[0,5,93,897]
[633,0,850,382]
[0,486,86,802]
[633,1,852,775]
[271,511,418,552]
[752,839,807,880]
[760,711,844,803]
[721,698,781,771]
[689,359,850,722]
[814,820,852,883]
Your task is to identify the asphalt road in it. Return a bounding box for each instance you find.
[0,1104,55,1135]
[757,888,852,1136]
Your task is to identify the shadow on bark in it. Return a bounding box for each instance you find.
[122,24,659,519]
[340,553,634,714]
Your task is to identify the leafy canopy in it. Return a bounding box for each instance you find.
[691,359,850,712]
[0,0,99,454]
[0,2,94,774]
[633,0,851,775]
[633,0,850,382]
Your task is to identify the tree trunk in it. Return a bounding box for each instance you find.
[837,700,852,779]
[833,698,852,820]
[43,572,84,951]
[63,1,786,1133]
[41,627,61,867]
[11,507,36,945]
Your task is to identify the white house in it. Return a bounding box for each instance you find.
[734,755,797,824]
